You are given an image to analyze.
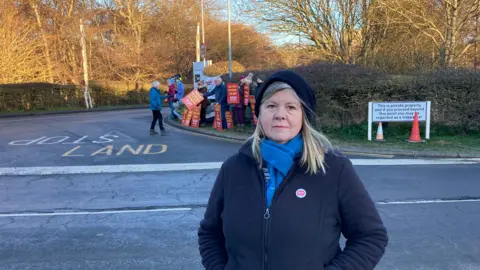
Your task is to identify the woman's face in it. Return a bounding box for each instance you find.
[260,89,303,144]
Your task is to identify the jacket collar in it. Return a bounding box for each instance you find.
[239,138,255,160]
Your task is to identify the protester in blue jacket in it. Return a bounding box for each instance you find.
[149,80,170,135]
[175,77,185,100]
[203,77,228,129]
[198,71,388,270]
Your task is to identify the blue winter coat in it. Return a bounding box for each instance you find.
[149,87,169,110]
[176,82,185,100]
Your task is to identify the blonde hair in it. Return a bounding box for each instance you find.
[250,82,332,175]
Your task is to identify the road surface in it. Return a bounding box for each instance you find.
[0,109,479,270]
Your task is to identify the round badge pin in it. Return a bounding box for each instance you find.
[296,188,306,199]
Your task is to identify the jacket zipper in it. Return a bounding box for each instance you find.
[260,164,297,270]
[258,167,268,270]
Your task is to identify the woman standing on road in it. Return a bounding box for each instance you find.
[198,70,388,270]
[149,80,170,136]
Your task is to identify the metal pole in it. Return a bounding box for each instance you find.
[196,22,200,62]
[201,0,206,64]
[201,0,205,44]
[227,0,232,81]
[475,0,479,71]
[80,18,91,109]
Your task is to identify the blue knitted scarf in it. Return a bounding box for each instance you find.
[260,134,303,208]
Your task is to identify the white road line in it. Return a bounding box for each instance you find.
[0,159,479,176]
[1,199,479,219]
[352,158,480,166]
[377,199,480,205]
[0,162,223,176]
[0,207,191,218]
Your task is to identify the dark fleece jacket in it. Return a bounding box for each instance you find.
[198,141,388,270]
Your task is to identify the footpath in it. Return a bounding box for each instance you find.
[165,118,480,158]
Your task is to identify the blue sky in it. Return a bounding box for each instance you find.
[212,0,302,46]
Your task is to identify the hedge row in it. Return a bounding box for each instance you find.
[2,64,480,135]
[0,82,150,112]
[229,64,480,134]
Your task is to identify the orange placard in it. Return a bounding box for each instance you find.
[225,111,234,129]
[249,95,257,125]
[181,89,205,110]
[249,95,256,105]
[227,83,240,104]
[214,103,223,131]
[190,106,201,128]
[244,84,250,106]
[181,109,189,126]
[184,109,193,126]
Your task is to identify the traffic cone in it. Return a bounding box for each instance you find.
[375,122,385,141]
[407,112,424,143]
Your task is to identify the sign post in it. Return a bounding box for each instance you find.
[201,43,206,62]
[192,60,212,88]
[368,101,432,141]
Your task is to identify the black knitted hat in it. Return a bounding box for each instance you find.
[255,70,316,123]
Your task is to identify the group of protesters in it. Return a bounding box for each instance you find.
[197,73,264,130]
[148,72,265,134]
[148,74,185,135]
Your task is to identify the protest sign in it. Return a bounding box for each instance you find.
[185,109,193,126]
[225,111,234,129]
[181,109,190,126]
[181,89,205,110]
[249,95,257,125]
[244,84,250,106]
[214,103,223,131]
[227,83,240,104]
[190,106,201,128]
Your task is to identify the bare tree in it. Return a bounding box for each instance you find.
[30,0,55,82]
[0,1,46,83]
[244,0,365,63]
[0,0,284,85]
[379,0,480,67]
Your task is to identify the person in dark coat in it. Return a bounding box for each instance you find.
[203,77,228,129]
[198,70,388,270]
[254,76,264,97]
[233,75,248,130]
[197,82,210,126]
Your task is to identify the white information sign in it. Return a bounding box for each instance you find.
[192,60,212,88]
[368,101,431,141]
